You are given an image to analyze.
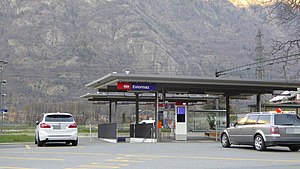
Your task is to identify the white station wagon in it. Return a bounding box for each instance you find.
[35,112,78,146]
[221,111,300,151]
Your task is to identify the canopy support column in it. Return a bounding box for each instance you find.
[135,93,139,124]
[226,95,230,128]
[109,101,112,123]
[114,101,118,123]
[155,92,159,140]
[257,94,261,112]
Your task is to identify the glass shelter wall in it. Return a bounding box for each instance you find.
[189,110,226,132]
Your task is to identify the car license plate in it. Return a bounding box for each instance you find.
[52,125,61,130]
[286,128,300,134]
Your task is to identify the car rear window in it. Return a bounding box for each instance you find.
[45,114,74,122]
[274,114,300,125]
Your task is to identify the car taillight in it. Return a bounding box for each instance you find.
[270,126,279,134]
[68,123,77,128]
[40,123,51,128]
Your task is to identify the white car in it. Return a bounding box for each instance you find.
[35,112,78,146]
[139,119,155,124]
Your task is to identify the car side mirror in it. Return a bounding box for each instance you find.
[233,122,238,127]
[35,121,39,125]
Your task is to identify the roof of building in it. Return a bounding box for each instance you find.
[85,73,300,96]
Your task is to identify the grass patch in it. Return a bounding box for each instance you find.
[0,134,34,143]
[78,126,98,133]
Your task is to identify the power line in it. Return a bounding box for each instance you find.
[215,53,300,77]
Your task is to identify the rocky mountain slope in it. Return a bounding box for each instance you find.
[0,0,293,112]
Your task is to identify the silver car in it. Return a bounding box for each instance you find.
[221,112,300,151]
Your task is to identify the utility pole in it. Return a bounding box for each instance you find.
[215,28,300,78]
[0,60,7,133]
[255,28,264,79]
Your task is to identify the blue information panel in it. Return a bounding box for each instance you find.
[1,109,8,113]
[176,106,186,122]
[177,107,186,115]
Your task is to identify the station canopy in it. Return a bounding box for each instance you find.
[84,73,300,99]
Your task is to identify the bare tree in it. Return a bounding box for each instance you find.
[267,0,300,79]
[271,0,300,27]
[270,0,300,50]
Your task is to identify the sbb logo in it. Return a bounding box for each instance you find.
[117,82,131,90]
[123,84,130,89]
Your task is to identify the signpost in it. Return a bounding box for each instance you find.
[174,102,187,141]
[0,60,7,133]
[117,82,157,91]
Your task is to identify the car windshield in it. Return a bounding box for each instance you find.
[274,114,300,125]
[45,114,74,122]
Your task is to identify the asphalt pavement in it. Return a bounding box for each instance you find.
[1,136,300,169]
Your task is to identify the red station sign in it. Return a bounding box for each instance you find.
[117,82,131,90]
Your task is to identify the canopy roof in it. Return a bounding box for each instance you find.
[86,73,300,96]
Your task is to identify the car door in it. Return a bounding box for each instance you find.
[241,115,259,144]
[256,115,271,137]
[228,115,248,144]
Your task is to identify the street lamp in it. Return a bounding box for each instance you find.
[0,60,7,133]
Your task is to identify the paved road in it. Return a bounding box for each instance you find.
[1,137,300,169]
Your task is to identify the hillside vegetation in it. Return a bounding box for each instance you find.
[0,0,295,123]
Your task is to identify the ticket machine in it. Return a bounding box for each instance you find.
[174,103,187,141]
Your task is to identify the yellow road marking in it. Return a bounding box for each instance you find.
[1,151,111,156]
[117,164,129,166]
[115,157,128,159]
[117,154,159,159]
[115,157,130,160]
[0,156,64,161]
[25,145,30,149]
[116,156,152,161]
[0,167,33,169]
[36,146,85,149]
[106,159,142,163]
[90,163,129,167]
[178,156,300,163]
[79,165,119,168]
[91,163,129,167]
[117,154,300,163]
[3,151,300,166]
[66,162,128,169]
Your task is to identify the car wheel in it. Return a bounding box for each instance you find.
[254,134,266,151]
[37,136,44,147]
[221,133,230,148]
[71,139,78,146]
[288,145,300,152]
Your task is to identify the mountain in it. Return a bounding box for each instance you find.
[0,0,293,115]
[229,0,272,7]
